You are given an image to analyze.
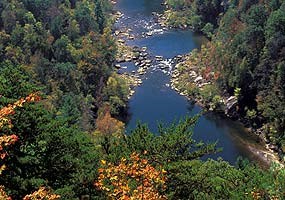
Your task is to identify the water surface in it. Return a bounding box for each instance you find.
[115,0,267,165]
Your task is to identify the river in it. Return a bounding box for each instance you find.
[114,0,270,166]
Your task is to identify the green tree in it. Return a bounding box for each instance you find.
[102,74,129,115]
[53,35,72,62]
[95,1,105,34]
[107,116,217,164]
[75,1,95,34]
[265,8,285,40]
[50,16,65,40]
[0,61,39,103]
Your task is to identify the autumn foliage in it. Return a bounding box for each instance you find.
[1,184,58,200]
[0,186,11,200]
[0,134,18,160]
[0,93,41,173]
[96,104,124,135]
[95,152,167,200]
[0,93,41,129]
[23,187,60,200]
[0,93,60,200]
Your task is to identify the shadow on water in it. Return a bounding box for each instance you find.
[143,0,164,15]
[115,0,163,16]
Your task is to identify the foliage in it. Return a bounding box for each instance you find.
[199,84,220,104]
[0,92,41,173]
[102,73,129,115]
[1,0,285,200]
[0,0,126,198]
[164,0,227,31]
[0,92,102,199]
[0,0,125,131]
[166,159,244,199]
[95,116,285,199]
[0,94,60,200]
[23,187,60,200]
[112,116,218,164]
[0,186,11,200]
[166,158,285,199]
[95,152,167,200]
[96,104,124,136]
[172,0,285,158]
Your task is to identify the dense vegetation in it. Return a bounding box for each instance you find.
[164,0,227,35]
[0,0,285,199]
[0,0,127,198]
[166,0,285,161]
[0,0,128,126]
[1,97,285,199]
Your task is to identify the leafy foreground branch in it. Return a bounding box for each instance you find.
[1,94,285,199]
[95,152,167,200]
[0,93,60,199]
[95,117,285,200]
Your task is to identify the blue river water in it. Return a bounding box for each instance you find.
[115,0,267,165]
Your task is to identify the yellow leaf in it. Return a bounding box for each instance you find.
[101,160,106,165]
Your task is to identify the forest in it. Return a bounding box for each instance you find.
[165,0,285,162]
[0,0,285,199]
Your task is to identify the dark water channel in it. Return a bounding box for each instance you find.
[114,0,268,166]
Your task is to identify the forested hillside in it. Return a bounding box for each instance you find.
[0,0,128,198]
[166,0,285,161]
[1,0,285,199]
[0,0,128,129]
[164,0,227,35]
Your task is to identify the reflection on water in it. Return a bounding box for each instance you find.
[116,0,164,16]
[143,0,164,15]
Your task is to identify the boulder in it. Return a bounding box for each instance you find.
[146,32,153,36]
[194,76,203,83]
[141,47,147,51]
[117,39,125,43]
[115,64,121,69]
[268,144,279,152]
[115,30,120,36]
[225,96,238,115]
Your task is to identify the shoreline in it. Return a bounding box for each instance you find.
[159,0,285,168]
[170,55,284,168]
[111,0,284,168]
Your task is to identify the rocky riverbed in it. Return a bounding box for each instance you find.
[111,3,174,99]
[111,0,284,167]
[169,53,284,166]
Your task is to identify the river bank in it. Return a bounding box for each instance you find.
[111,0,284,168]
[151,0,285,167]
[169,49,284,167]
[111,1,171,99]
